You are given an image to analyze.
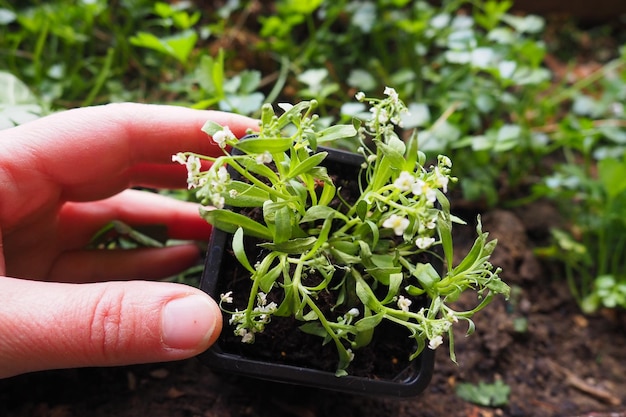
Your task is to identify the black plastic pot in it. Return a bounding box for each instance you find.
[198,146,435,397]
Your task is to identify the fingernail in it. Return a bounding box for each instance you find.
[161,295,218,350]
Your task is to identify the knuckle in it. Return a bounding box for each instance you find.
[87,287,129,360]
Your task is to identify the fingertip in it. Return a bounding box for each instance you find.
[161,292,223,352]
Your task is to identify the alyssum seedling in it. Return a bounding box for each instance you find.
[174,88,509,376]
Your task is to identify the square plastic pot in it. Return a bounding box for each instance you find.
[198,146,435,397]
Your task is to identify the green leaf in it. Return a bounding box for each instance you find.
[405,285,426,296]
[299,322,328,338]
[288,151,328,179]
[355,312,384,331]
[356,200,368,221]
[356,279,380,310]
[330,248,361,264]
[275,101,316,129]
[201,120,224,136]
[599,157,626,199]
[237,157,280,183]
[259,262,283,293]
[377,136,406,168]
[456,380,510,407]
[258,237,317,254]
[234,137,293,154]
[223,180,270,207]
[403,129,419,171]
[301,205,345,223]
[381,272,403,304]
[451,219,490,275]
[414,263,441,290]
[232,228,255,273]
[200,209,271,240]
[273,205,293,244]
[316,124,357,143]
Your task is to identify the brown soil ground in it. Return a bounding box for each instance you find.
[2,201,626,417]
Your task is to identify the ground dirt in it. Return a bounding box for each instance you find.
[2,202,626,417]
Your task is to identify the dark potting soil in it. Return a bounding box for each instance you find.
[213,235,421,379]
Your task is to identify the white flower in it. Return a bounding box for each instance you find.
[229,189,238,198]
[428,335,443,350]
[229,310,245,325]
[172,152,187,164]
[186,155,201,174]
[212,194,225,209]
[257,292,267,306]
[384,86,399,103]
[367,154,377,163]
[220,291,233,304]
[411,179,426,196]
[394,171,416,192]
[447,311,459,323]
[212,126,236,148]
[185,155,202,189]
[416,236,436,249]
[355,91,365,101]
[346,308,360,318]
[370,107,389,124]
[346,348,355,362]
[208,166,230,193]
[412,180,437,203]
[382,214,410,236]
[425,217,437,230]
[397,295,412,312]
[256,151,273,164]
[217,166,229,183]
[434,167,450,193]
[240,329,255,344]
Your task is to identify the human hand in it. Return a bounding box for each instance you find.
[0,103,257,378]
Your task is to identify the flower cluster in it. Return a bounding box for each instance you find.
[177,89,509,376]
[219,291,278,343]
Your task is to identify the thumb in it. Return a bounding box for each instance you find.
[0,277,222,378]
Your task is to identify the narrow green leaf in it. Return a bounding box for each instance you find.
[414,263,441,290]
[223,180,270,207]
[405,285,426,296]
[288,151,327,179]
[274,205,293,243]
[200,208,271,240]
[232,228,255,273]
[299,322,327,338]
[355,312,384,331]
[316,124,358,143]
[403,129,419,171]
[258,237,317,254]
[301,205,345,223]
[356,279,379,309]
[381,272,403,304]
[234,137,293,154]
[201,120,224,136]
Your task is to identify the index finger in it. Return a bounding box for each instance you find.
[0,103,258,202]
